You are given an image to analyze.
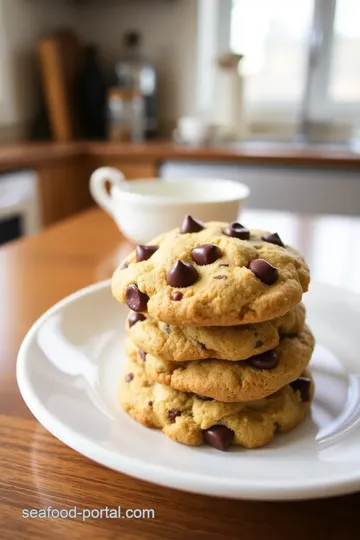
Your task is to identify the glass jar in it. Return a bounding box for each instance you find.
[107,88,145,142]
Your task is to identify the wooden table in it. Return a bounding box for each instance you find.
[1,208,359,539]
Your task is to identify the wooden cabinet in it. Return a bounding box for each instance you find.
[37,156,94,226]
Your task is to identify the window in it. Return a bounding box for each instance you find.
[229,0,360,124]
[230,0,314,109]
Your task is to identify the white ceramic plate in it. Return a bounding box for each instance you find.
[17,280,360,501]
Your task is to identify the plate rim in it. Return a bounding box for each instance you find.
[16,279,360,501]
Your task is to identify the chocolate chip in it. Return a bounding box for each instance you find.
[125,373,134,382]
[128,312,146,328]
[290,377,311,402]
[254,339,264,348]
[125,284,149,312]
[139,349,146,361]
[246,350,278,369]
[120,261,129,269]
[180,215,204,234]
[168,409,181,423]
[171,291,183,301]
[167,260,198,288]
[213,275,227,280]
[136,245,159,262]
[262,232,284,247]
[194,394,213,401]
[203,425,234,451]
[148,401,153,407]
[224,222,250,240]
[191,244,221,265]
[219,263,229,267]
[249,259,278,285]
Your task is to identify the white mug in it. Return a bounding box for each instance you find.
[89,167,250,244]
[176,116,218,145]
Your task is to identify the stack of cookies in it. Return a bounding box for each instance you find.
[112,215,315,451]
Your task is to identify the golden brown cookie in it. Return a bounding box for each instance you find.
[126,325,315,402]
[112,219,310,326]
[126,303,306,362]
[119,357,314,450]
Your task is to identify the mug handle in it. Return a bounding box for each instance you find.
[89,167,126,215]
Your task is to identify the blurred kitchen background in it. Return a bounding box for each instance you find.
[0,0,360,245]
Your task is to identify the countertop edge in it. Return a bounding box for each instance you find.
[0,141,360,172]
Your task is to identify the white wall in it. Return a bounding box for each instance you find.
[75,0,199,131]
[0,0,75,140]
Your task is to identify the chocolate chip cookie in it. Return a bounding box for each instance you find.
[125,325,314,402]
[127,303,306,362]
[119,356,314,450]
[112,217,310,326]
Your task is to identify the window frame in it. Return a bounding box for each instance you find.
[309,0,360,123]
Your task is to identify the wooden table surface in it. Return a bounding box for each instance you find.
[1,207,359,540]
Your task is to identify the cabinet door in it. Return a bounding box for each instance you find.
[161,161,360,215]
[38,156,93,226]
[94,158,157,180]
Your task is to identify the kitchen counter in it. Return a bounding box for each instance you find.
[1,140,359,229]
[1,140,360,171]
[87,140,360,168]
[0,142,87,172]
